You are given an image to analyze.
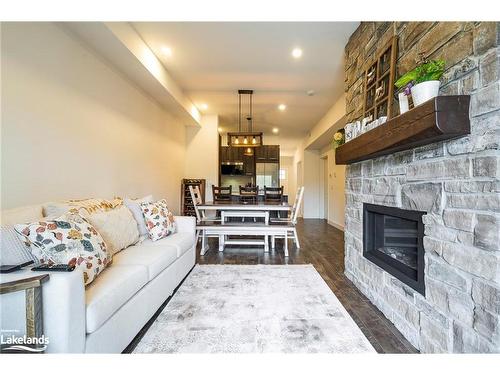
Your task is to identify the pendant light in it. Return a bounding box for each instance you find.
[227,89,263,148]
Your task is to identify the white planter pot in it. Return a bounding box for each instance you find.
[411,80,440,107]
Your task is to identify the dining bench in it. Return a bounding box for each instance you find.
[197,222,293,256]
[221,210,269,224]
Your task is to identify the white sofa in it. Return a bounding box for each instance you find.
[0,204,196,353]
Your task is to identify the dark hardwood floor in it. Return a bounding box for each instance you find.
[197,218,418,354]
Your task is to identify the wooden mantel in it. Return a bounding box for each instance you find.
[335,95,471,165]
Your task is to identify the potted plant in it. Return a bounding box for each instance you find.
[333,129,345,148]
[395,58,445,107]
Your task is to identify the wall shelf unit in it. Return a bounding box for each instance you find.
[181,179,206,216]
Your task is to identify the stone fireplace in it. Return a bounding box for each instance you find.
[343,22,500,353]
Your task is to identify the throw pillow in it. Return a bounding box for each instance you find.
[1,205,43,226]
[14,212,111,285]
[43,198,123,218]
[140,199,176,241]
[123,195,153,237]
[0,225,37,265]
[86,205,139,256]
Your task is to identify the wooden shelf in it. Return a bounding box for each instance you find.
[335,95,471,165]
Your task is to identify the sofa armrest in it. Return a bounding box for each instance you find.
[0,269,86,353]
[176,216,196,235]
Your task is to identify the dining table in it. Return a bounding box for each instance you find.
[197,200,291,212]
[196,200,292,254]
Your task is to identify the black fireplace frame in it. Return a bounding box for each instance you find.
[363,203,426,296]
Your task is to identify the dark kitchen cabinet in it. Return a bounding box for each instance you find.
[243,154,255,175]
[220,147,230,163]
[255,146,267,161]
[266,145,280,161]
[230,147,242,162]
[255,145,280,162]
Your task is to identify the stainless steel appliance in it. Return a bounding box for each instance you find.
[256,163,279,192]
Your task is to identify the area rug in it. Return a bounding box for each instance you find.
[133,264,375,353]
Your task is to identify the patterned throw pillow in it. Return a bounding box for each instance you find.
[14,212,111,285]
[140,199,176,241]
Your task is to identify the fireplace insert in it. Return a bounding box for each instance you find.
[363,203,425,295]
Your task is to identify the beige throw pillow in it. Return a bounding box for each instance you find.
[87,206,139,256]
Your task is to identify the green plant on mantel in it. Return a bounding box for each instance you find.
[333,129,345,148]
[395,58,445,90]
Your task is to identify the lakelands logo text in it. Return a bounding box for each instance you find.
[1,334,49,353]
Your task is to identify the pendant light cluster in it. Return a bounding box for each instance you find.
[227,89,263,156]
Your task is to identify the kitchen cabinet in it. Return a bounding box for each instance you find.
[220,147,245,163]
[266,145,279,161]
[231,147,242,162]
[243,154,255,175]
[255,145,280,162]
[255,146,267,161]
[220,147,230,163]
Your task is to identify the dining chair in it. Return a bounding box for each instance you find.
[189,185,222,248]
[264,186,284,218]
[270,186,305,249]
[264,186,283,202]
[239,185,258,203]
[212,185,232,202]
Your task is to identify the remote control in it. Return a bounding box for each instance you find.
[32,264,75,272]
[0,260,34,273]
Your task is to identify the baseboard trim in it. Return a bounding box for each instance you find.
[327,220,344,231]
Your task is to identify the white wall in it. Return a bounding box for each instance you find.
[320,145,346,229]
[1,22,186,213]
[304,93,346,149]
[279,156,296,203]
[292,94,346,221]
[184,115,219,200]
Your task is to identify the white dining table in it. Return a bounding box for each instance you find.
[196,200,292,254]
[197,200,291,212]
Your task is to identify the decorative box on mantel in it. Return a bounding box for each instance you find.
[336,95,471,165]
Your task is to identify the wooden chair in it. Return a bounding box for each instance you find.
[212,185,232,202]
[270,186,304,249]
[264,186,284,218]
[264,186,283,202]
[239,185,258,203]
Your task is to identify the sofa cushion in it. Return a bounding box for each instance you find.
[123,195,153,238]
[112,243,178,281]
[1,204,43,226]
[141,231,195,257]
[140,199,176,241]
[14,212,111,286]
[1,224,37,265]
[85,264,148,334]
[43,198,123,218]
[86,206,139,256]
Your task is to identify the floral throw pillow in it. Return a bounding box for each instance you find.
[14,212,111,285]
[140,199,176,241]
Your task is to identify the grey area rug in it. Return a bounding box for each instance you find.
[133,264,376,353]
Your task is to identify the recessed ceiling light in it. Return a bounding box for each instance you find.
[292,48,303,59]
[278,104,286,111]
[199,103,208,110]
[160,46,172,57]
[272,128,279,134]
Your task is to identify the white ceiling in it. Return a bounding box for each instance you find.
[132,22,358,155]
